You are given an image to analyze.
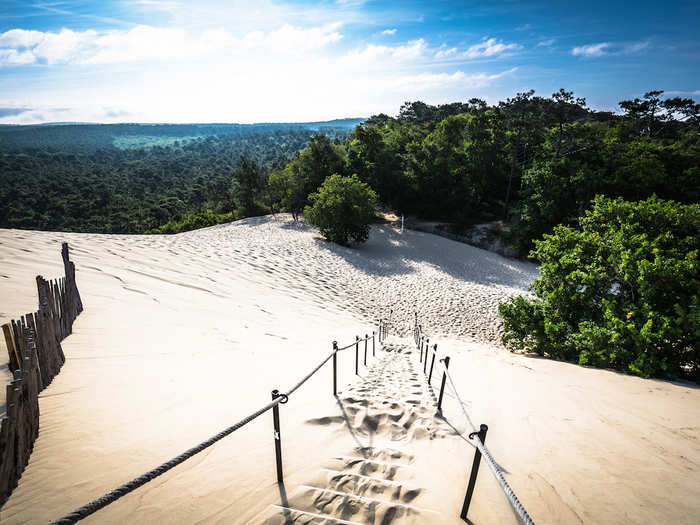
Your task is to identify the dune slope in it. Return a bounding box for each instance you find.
[0,215,698,525]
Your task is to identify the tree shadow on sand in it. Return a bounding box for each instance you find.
[312,224,538,288]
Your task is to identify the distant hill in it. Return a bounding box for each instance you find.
[0,119,365,152]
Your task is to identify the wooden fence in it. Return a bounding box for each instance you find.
[0,243,83,507]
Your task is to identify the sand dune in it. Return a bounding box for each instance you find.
[1,215,698,524]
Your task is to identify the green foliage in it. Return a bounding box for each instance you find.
[304,174,378,246]
[0,127,339,233]
[509,122,700,253]
[268,164,306,220]
[268,134,346,219]
[499,196,700,380]
[146,210,233,234]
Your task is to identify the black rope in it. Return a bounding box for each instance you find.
[49,333,378,524]
[49,397,283,524]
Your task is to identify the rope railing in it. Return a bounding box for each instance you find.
[414,313,534,525]
[49,320,391,525]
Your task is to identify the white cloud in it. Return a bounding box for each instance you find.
[571,42,610,57]
[0,23,520,123]
[536,39,555,47]
[435,46,457,59]
[463,38,521,59]
[381,28,397,35]
[392,68,517,91]
[665,90,700,96]
[341,38,427,66]
[0,23,344,66]
[0,48,36,65]
[0,29,46,48]
[571,40,650,58]
[622,40,650,54]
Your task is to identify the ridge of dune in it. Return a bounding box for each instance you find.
[0,215,698,525]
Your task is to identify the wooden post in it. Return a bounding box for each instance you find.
[355,335,359,375]
[2,324,19,372]
[372,331,376,356]
[364,334,368,366]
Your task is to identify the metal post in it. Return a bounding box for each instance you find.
[437,356,450,413]
[271,390,284,483]
[355,335,359,375]
[461,424,489,519]
[423,338,429,373]
[428,345,437,384]
[364,334,368,365]
[419,337,423,362]
[372,331,376,356]
[332,341,338,396]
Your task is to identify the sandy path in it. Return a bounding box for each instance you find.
[1,215,699,524]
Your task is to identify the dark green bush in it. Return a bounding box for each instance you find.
[146,210,232,234]
[499,195,700,380]
[304,174,377,246]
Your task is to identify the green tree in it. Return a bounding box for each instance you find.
[304,174,378,246]
[499,196,700,380]
[232,155,265,217]
[268,164,306,220]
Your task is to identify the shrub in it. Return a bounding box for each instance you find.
[304,173,378,246]
[146,210,233,234]
[499,195,700,380]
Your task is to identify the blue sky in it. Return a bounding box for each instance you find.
[0,0,698,123]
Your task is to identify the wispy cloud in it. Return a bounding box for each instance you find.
[571,40,651,57]
[381,28,397,35]
[665,89,700,96]
[622,40,650,54]
[572,42,610,57]
[435,45,457,59]
[463,37,521,59]
[0,106,32,118]
[536,38,555,47]
[390,68,517,92]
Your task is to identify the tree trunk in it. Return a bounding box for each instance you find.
[504,133,520,220]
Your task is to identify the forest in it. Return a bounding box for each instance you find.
[0,121,358,233]
[269,89,699,253]
[1,91,698,251]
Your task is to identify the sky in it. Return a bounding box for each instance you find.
[0,0,698,124]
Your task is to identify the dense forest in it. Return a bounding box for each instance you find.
[0,121,359,233]
[267,90,699,253]
[1,91,698,252]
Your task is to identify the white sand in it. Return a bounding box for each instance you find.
[0,215,698,524]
